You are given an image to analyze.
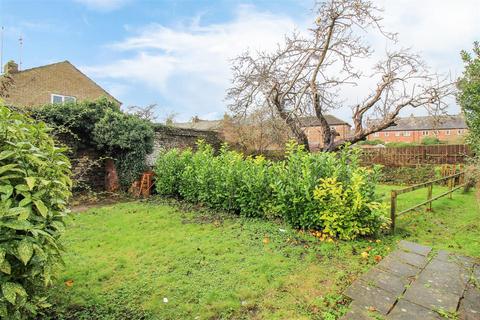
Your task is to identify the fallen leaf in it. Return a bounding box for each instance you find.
[361,251,369,259]
[163,297,168,303]
[375,239,381,243]
[367,306,377,312]
[64,280,74,287]
[263,237,270,244]
[374,255,382,263]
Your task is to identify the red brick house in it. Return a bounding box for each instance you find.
[299,115,351,150]
[367,115,468,144]
[1,60,120,107]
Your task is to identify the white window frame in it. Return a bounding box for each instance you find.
[457,129,463,135]
[446,130,451,135]
[51,94,76,104]
[384,132,389,137]
[373,132,380,137]
[403,131,411,137]
[422,131,429,136]
[395,132,400,137]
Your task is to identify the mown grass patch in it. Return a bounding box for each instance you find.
[45,185,479,319]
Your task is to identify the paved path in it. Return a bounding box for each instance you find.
[342,240,480,319]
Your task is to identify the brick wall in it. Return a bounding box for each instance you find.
[146,125,223,166]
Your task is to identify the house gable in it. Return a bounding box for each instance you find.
[2,60,120,107]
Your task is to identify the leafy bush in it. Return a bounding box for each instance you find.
[0,106,72,318]
[93,109,154,186]
[421,136,442,145]
[32,99,154,187]
[154,141,387,239]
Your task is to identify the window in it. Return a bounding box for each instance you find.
[51,94,76,104]
[395,132,400,137]
[457,129,464,135]
[373,132,380,137]
[446,130,451,135]
[384,132,389,137]
[422,131,429,136]
[403,131,411,137]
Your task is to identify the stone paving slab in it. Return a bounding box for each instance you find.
[360,267,409,296]
[342,241,480,320]
[403,281,460,312]
[376,254,422,278]
[387,300,442,320]
[344,280,397,315]
[398,240,432,256]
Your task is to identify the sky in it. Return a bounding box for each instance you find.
[0,0,479,123]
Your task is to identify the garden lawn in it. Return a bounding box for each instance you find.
[47,186,479,320]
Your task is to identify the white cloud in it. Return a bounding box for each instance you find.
[83,5,298,117]
[83,1,480,121]
[74,0,129,11]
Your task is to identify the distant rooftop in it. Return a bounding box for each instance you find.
[172,117,223,131]
[299,115,351,127]
[380,115,467,131]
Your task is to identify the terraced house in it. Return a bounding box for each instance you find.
[367,115,468,144]
[1,60,119,107]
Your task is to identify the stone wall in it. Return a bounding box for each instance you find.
[146,125,222,166]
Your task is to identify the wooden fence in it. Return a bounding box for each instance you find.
[361,144,471,167]
[389,171,466,233]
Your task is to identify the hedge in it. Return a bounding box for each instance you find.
[155,141,387,240]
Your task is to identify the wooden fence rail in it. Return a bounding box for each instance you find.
[361,144,471,167]
[390,171,466,233]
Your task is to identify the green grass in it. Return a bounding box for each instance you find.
[377,184,480,257]
[46,185,479,319]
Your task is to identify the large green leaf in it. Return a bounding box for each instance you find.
[0,185,13,198]
[0,164,18,176]
[1,282,26,305]
[17,240,34,265]
[0,260,11,275]
[1,220,32,231]
[0,150,14,161]
[25,177,36,191]
[33,200,48,218]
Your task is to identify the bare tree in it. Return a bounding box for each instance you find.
[125,104,159,121]
[222,109,291,153]
[227,0,453,151]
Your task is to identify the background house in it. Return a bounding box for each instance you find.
[299,115,352,151]
[1,60,120,107]
[367,115,468,144]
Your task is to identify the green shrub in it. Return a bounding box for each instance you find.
[32,99,154,187]
[0,106,72,319]
[421,136,442,145]
[154,141,387,239]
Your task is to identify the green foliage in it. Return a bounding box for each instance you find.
[458,42,480,153]
[154,141,386,239]
[421,136,442,145]
[33,98,154,187]
[0,106,72,319]
[93,110,154,186]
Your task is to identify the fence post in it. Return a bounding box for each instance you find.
[448,177,453,199]
[390,190,397,233]
[427,183,433,211]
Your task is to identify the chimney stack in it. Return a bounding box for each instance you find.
[4,60,18,74]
